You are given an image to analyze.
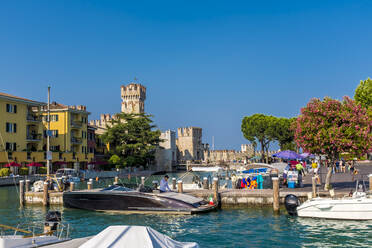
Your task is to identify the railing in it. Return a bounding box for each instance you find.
[70,120,82,128]
[26,134,42,141]
[26,114,40,122]
[71,137,82,144]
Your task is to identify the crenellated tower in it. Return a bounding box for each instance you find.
[121,83,146,114]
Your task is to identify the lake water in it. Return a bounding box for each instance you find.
[0,185,371,247]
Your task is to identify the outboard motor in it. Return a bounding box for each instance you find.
[284,194,300,216]
[44,211,62,235]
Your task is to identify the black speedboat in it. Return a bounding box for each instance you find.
[63,185,216,214]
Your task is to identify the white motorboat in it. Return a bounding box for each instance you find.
[285,184,372,220]
[0,211,71,248]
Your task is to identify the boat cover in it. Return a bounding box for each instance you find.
[79,226,199,248]
[159,192,204,205]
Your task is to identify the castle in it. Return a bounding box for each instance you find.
[89,82,146,134]
[89,82,265,169]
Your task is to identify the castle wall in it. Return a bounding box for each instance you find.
[176,127,203,162]
[155,130,177,171]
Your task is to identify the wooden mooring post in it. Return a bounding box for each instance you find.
[177,180,183,193]
[203,177,209,189]
[172,178,177,190]
[70,182,75,191]
[369,174,372,192]
[312,177,317,198]
[212,177,219,205]
[272,177,279,213]
[87,181,93,190]
[25,179,30,192]
[19,180,24,206]
[43,182,49,206]
[114,176,119,185]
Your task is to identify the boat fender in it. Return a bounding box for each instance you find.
[284,194,300,216]
[209,195,214,205]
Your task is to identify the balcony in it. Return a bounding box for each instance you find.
[70,120,83,129]
[26,134,42,142]
[71,137,82,144]
[26,114,41,122]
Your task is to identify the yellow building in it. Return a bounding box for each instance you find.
[0,92,94,171]
[40,102,94,166]
[0,92,45,165]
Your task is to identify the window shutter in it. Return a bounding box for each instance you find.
[13,123,17,133]
[14,105,17,113]
[6,123,9,132]
[13,143,16,151]
[6,104,9,112]
[56,130,58,137]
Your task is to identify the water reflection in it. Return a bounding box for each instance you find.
[0,186,371,247]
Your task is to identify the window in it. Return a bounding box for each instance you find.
[51,115,59,122]
[6,104,17,113]
[82,131,87,139]
[52,130,58,137]
[50,145,60,151]
[5,142,16,151]
[42,115,58,122]
[5,123,16,133]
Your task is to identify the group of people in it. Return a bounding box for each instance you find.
[232,174,264,189]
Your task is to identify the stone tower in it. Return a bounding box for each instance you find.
[176,127,203,162]
[121,83,146,114]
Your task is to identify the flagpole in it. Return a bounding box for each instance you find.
[47,86,51,177]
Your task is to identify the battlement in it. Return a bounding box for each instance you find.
[121,83,146,114]
[89,114,116,129]
[177,127,202,137]
[121,83,146,100]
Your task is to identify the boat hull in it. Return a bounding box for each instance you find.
[297,197,372,220]
[63,191,216,214]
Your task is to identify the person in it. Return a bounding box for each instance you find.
[159,175,172,192]
[335,160,340,173]
[296,162,304,188]
[340,159,345,173]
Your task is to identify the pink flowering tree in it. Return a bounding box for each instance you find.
[294,96,372,189]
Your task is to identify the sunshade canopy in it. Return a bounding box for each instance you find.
[79,225,199,248]
[4,162,21,167]
[272,150,301,160]
[26,162,43,167]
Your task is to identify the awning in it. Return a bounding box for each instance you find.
[26,162,43,167]
[4,162,21,167]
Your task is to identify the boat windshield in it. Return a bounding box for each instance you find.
[101,185,134,192]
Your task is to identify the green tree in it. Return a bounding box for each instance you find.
[294,97,372,189]
[241,114,276,163]
[108,154,122,168]
[102,113,162,169]
[355,78,372,109]
[272,117,296,151]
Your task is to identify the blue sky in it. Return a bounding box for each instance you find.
[1,1,371,150]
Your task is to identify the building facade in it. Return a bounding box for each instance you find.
[176,127,203,162]
[154,130,177,171]
[0,92,93,169]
